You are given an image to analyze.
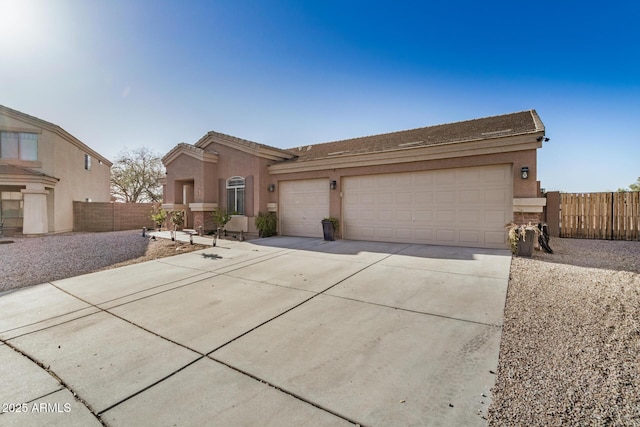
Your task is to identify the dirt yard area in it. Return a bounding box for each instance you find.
[489,238,640,426]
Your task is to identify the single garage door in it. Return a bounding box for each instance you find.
[343,165,512,248]
[280,179,330,238]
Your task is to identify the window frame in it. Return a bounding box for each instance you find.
[0,131,38,161]
[226,176,245,215]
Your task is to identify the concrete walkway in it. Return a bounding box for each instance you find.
[0,235,511,426]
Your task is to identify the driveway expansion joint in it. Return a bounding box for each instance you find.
[208,355,364,426]
[322,293,504,328]
[0,339,107,426]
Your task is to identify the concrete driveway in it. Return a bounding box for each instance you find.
[0,236,511,426]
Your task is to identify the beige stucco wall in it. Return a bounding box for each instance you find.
[49,133,110,232]
[0,111,111,233]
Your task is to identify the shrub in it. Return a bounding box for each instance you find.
[255,212,277,237]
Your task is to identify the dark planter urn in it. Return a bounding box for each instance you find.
[516,229,536,257]
[321,220,335,241]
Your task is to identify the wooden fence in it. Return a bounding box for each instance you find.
[557,192,640,240]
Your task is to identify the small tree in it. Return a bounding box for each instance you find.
[169,210,185,240]
[211,209,231,232]
[150,205,167,230]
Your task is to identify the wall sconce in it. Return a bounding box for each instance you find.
[330,180,337,190]
[521,167,529,179]
[268,184,275,192]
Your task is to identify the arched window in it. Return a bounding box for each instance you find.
[226,176,245,215]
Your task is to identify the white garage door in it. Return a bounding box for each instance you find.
[343,165,512,248]
[280,179,330,238]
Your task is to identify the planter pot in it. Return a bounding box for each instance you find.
[516,229,536,257]
[321,220,335,241]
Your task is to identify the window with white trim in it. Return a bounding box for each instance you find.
[84,154,91,170]
[226,176,245,215]
[0,132,38,160]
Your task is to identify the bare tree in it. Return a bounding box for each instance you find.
[110,147,164,202]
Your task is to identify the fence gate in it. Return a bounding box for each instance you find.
[559,192,640,240]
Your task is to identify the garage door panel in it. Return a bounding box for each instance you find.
[343,165,511,248]
[394,174,412,187]
[459,210,481,224]
[377,228,394,239]
[413,173,433,186]
[459,190,481,203]
[413,191,433,204]
[377,192,394,204]
[395,228,412,240]
[486,167,510,183]
[485,210,508,227]
[460,230,481,244]
[394,192,412,204]
[459,169,482,184]
[377,175,395,188]
[414,228,433,242]
[435,170,456,185]
[485,231,507,245]
[372,209,394,222]
[435,210,456,223]
[414,210,434,222]
[435,191,455,203]
[436,229,455,243]
[485,189,508,203]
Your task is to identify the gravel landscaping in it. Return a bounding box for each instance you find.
[489,238,640,426]
[0,230,207,293]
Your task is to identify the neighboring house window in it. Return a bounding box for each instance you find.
[0,132,38,160]
[226,176,245,215]
[84,154,91,170]
[0,191,24,229]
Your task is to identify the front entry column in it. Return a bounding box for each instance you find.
[21,184,49,234]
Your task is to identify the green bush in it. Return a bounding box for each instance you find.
[150,205,167,229]
[255,212,277,237]
[211,209,231,229]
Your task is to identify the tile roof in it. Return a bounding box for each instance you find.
[283,110,544,162]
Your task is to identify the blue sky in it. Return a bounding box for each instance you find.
[1,0,638,192]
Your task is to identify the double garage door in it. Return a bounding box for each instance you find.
[279,165,512,248]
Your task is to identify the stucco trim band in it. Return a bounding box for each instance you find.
[513,197,547,213]
[188,202,218,212]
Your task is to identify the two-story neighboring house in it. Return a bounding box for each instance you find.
[0,105,112,234]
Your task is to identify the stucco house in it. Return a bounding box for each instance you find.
[162,110,547,249]
[0,105,112,234]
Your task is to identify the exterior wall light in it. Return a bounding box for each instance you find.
[521,167,529,179]
[330,180,337,190]
[268,184,275,192]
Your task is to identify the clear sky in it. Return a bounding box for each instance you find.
[1,0,638,192]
